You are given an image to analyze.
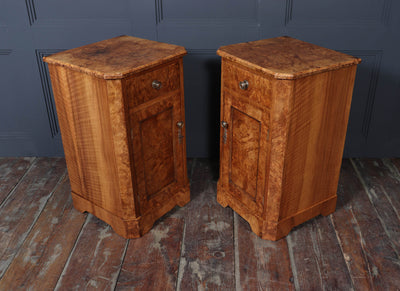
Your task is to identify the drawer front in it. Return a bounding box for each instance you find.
[125,61,180,107]
[223,60,272,109]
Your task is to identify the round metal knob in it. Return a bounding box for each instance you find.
[239,80,249,90]
[152,80,162,90]
[221,121,228,128]
[176,121,184,128]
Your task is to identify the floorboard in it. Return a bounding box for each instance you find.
[116,217,184,291]
[0,157,399,290]
[332,159,400,290]
[352,159,400,255]
[0,176,86,290]
[287,215,353,291]
[0,157,35,205]
[55,214,128,290]
[177,159,235,290]
[237,212,295,290]
[0,158,66,277]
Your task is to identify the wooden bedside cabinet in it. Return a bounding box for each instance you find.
[44,36,190,238]
[217,36,361,241]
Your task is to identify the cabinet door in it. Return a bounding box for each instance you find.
[129,94,186,214]
[220,94,270,215]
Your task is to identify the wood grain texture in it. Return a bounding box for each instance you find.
[0,157,34,205]
[116,217,184,290]
[48,64,127,217]
[230,107,261,199]
[0,176,86,290]
[43,35,187,79]
[287,216,353,290]
[0,158,66,277]
[263,78,293,230]
[236,213,294,290]
[218,37,360,240]
[226,96,270,214]
[0,158,399,289]
[223,59,272,108]
[218,60,271,235]
[124,60,180,107]
[178,163,235,290]
[47,64,85,199]
[351,159,400,254]
[45,38,189,239]
[386,158,400,215]
[70,191,142,239]
[217,36,361,80]
[55,214,128,290]
[129,93,189,218]
[331,160,400,290]
[141,107,175,198]
[106,79,138,219]
[190,159,219,202]
[279,65,358,219]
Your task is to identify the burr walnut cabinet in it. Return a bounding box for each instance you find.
[44,36,190,238]
[217,36,361,241]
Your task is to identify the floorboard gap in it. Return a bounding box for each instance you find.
[0,168,67,279]
[329,215,356,291]
[286,235,300,291]
[350,158,400,258]
[112,238,130,291]
[175,222,187,291]
[0,158,37,209]
[234,212,241,291]
[54,214,91,290]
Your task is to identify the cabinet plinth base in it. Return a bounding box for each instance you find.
[71,184,190,239]
[217,183,337,241]
[217,183,264,237]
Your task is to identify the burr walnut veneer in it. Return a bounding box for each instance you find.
[44,36,190,238]
[217,37,361,241]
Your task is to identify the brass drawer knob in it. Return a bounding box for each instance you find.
[152,80,162,90]
[239,80,249,90]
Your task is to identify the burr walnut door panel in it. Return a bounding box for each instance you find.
[129,94,185,214]
[220,94,270,215]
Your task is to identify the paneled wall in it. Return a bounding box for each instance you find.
[1,0,399,157]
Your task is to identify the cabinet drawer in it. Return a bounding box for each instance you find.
[125,61,180,107]
[223,61,272,108]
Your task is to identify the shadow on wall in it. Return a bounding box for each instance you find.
[343,50,399,158]
[183,52,221,159]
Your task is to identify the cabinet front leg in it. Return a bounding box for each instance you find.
[216,182,229,207]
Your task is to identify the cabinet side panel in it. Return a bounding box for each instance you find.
[48,64,83,196]
[280,65,357,219]
[49,66,124,217]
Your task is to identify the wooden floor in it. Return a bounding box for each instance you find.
[0,158,399,290]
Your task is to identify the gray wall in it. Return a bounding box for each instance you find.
[1,0,399,157]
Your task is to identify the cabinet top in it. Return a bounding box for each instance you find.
[43,35,187,79]
[217,36,361,80]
